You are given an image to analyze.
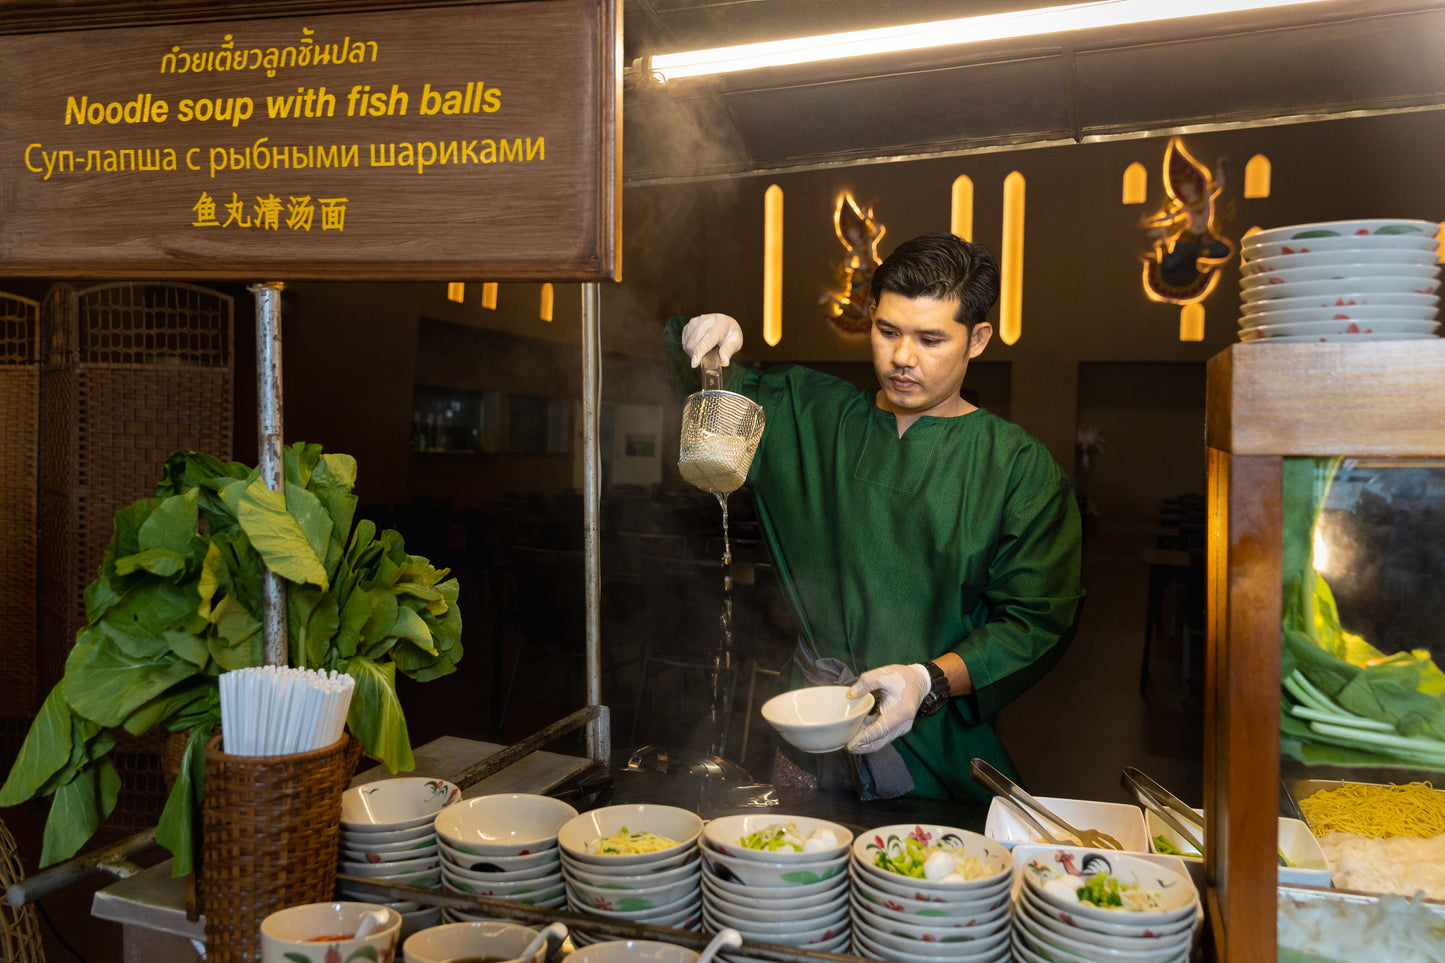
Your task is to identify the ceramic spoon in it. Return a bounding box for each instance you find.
[519,921,569,962]
[352,909,389,939]
[697,928,743,963]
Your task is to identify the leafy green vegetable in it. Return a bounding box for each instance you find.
[873,837,933,878]
[0,444,463,873]
[1152,834,1186,857]
[1280,457,1445,769]
[1077,872,1122,908]
[740,825,802,852]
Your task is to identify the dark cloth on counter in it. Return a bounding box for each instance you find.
[788,636,915,800]
[664,316,1086,803]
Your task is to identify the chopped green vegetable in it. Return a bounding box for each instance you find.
[1077,872,1123,908]
[1152,834,1187,857]
[741,826,802,852]
[873,837,933,878]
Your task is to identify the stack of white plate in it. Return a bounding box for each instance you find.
[849,824,1014,963]
[1239,219,1441,343]
[1013,846,1199,963]
[557,804,705,946]
[337,777,460,935]
[697,814,852,959]
[433,793,577,922]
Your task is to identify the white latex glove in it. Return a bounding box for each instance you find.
[845,663,931,754]
[681,313,744,368]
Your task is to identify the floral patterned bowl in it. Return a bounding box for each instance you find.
[852,824,1012,895]
[848,868,1010,922]
[699,844,846,888]
[852,912,1010,960]
[259,901,400,963]
[1021,847,1198,928]
[339,777,460,833]
[566,872,699,912]
[557,804,703,867]
[702,867,846,905]
[701,814,852,862]
[439,839,560,872]
[435,793,578,857]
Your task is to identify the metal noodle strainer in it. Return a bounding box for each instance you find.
[678,349,766,495]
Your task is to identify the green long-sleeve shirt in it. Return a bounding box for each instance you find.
[665,318,1085,801]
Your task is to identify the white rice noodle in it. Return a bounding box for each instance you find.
[1317,832,1445,900]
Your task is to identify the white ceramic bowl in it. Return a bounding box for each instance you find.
[849,895,1008,941]
[434,794,578,857]
[260,902,402,963]
[983,796,1151,852]
[1020,848,1198,928]
[699,845,846,889]
[567,873,700,911]
[439,857,561,884]
[1241,247,1439,276]
[702,869,847,909]
[558,804,704,867]
[1240,319,1438,341]
[560,845,700,877]
[703,883,846,923]
[439,839,561,872]
[1237,303,1438,326]
[848,864,1010,918]
[1015,891,1194,957]
[568,890,701,925]
[709,908,850,948]
[1242,276,1441,301]
[852,911,1010,959]
[701,814,852,862]
[760,686,874,753]
[563,940,701,963]
[340,841,439,864]
[849,855,1012,905]
[440,865,564,900]
[1244,219,1440,247]
[704,899,848,937]
[852,824,1013,893]
[1017,883,1196,940]
[1013,915,1189,963]
[1241,291,1438,315]
[403,920,558,963]
[564,858,697,888]
[1241,263,1440,291]
[339,822,438,846]
[338,853,442,877]
[1242,232,1441,259]
[339,777,460,832]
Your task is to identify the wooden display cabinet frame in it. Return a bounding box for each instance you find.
[1204,339,1445,958]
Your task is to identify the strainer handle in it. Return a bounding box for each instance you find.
[701,348,723,391]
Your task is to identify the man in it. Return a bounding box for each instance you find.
[669,232,1085,802]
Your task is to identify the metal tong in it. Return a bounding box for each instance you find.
[1121,766,1206,856]
[970,758,1124,850]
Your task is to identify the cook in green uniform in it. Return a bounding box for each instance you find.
[667,233,1085,802]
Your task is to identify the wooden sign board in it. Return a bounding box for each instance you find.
[0,0,619,281]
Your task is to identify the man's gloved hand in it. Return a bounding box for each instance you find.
[681,313,744,368]
[845,663,931,754]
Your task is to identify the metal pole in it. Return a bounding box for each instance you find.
[580,282,608,765]
[250,281,288,667]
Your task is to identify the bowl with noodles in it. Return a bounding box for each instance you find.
[1288,779,1445,900]
[557,804,704,868]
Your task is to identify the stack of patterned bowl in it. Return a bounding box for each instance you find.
[557,804,705,946]
[698,814,852,959]
[849,824,1014,963]
[1012,846,1200,963]
[1238,218,1441,343]
[433,793,577,922]
[336,777,460,935]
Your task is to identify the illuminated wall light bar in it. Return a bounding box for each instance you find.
[951,176,974,241]
[481,283,498,310]
[1122,162,1148,204]
[540,283,554,322]
[763,184,784,346]
[446,282,465,303]
[647,0,1332,81]
[1244,154,1272,198]
[1179,302,1205,341]
[999,172,1026,346]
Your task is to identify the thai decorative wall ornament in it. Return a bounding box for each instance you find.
[1138,137,1235,305]
[821,193,885,334]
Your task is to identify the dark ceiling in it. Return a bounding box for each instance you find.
[620,0,1445,184]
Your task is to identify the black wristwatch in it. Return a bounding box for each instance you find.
[917,660,951,717]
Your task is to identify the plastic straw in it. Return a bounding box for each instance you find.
[218,666,357,757]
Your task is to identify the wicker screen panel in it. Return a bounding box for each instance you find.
[0,294,40,720]
[39,281,234,830]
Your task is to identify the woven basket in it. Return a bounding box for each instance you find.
[0,815,44,963]
[199,732,361,962]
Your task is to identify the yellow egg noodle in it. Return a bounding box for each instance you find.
[1299,782,1445,840]
[587,826,679,855]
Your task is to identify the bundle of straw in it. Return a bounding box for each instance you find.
[218,666,355,756]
